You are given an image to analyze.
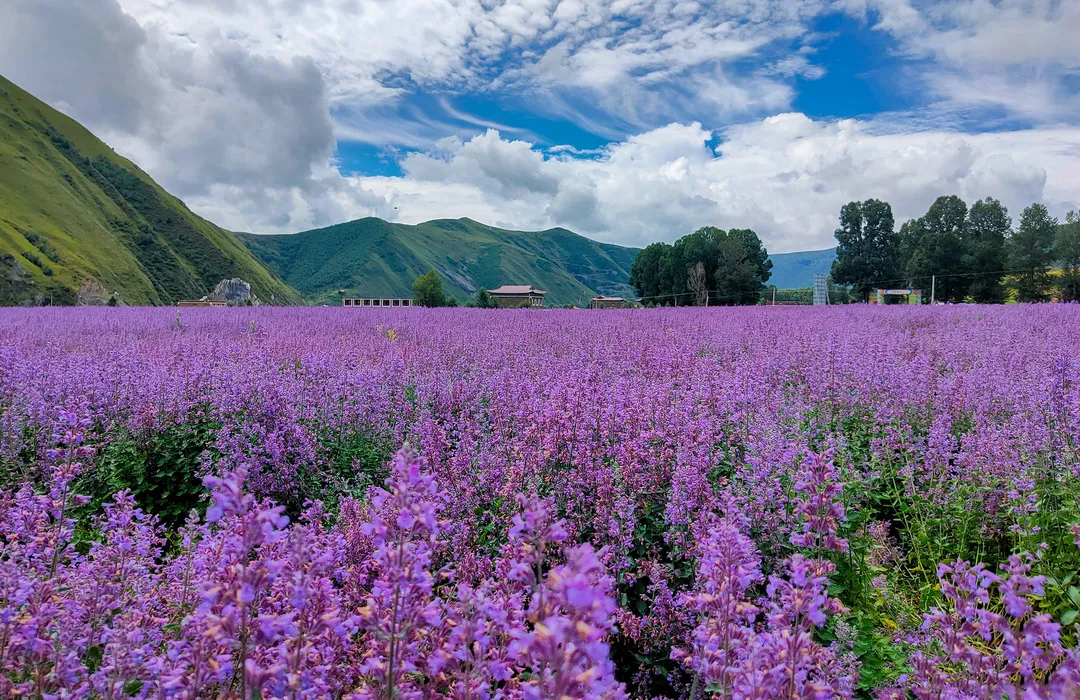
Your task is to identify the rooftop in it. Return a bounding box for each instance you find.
[489,285,547,295]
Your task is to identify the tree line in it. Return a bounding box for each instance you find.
[628,227,773,305]
[831,196,1080,303]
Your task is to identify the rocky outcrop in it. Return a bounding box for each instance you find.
[212,278,260,306]
[77,277,114,306]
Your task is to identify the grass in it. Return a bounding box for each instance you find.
[239,217,641,306]
[0,73,303,306]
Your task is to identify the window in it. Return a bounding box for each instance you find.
[402,299,411,307]
[392,299,400,307]
[363,299,371,306]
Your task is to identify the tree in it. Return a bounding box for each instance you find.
[712,228,772,305]
[904,195,970,303]
[475,288,492,308]
[830,199,901,302]
[629,226,770,306]
[1010,203,1057,302]
[687,261,708,306]
[412,270,447,307]
[629,243,668,302]
[964,198,1010,303]
[1056,211,1080,302]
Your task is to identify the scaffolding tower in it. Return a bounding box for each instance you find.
[812,273,830,306]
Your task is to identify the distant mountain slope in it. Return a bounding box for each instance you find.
[240,218,640,305]
[767,247,837,289]
[0,74,302,305]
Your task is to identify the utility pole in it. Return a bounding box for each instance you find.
[772,287,776,305]
[930,275,936,305]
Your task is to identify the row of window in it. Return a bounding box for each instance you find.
[342,298,413,307]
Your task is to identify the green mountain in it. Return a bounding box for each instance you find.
[239,218,640,306]
[0,74,302,305]
[766,247,837,289]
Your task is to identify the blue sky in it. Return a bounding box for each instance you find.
[335,7,924,181]
[2,0,1078,251]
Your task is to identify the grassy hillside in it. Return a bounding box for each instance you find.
[767,247,837,289]
[0,74,302,305]
[240,218,641,306]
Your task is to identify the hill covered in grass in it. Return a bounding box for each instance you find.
[239,218,641,305]
[0,74,302,305]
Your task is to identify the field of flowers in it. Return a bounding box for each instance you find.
[1,305,1079,698]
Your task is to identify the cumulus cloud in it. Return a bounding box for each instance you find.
[1,0,1077,250]
[355,118,1080,251]
[850,0,1080,121]
[0,0,389,232]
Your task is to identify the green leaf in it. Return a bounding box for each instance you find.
[1063,609,1078,625]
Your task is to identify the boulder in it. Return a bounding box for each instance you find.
[212,278,260,306]
[77,277,113,306]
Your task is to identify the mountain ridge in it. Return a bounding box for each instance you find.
[766,247,837,290]
[0,73,302,305]
[242,219,839,303]
[2,73,838,306]
[239,216,641,305]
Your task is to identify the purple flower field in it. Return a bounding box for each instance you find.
[1,306,1079,698]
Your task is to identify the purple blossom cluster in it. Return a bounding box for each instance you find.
[1,305,1079,698]
[675,519,855,698]
[0,422,627,697]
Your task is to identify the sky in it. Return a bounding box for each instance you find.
[1,0,1078,253]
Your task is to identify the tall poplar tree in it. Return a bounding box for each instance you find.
[1010,203,1057,302]
[830,199,900,302]
[964,197,1010,303]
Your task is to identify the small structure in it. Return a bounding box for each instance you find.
[875,288,923,305]
[342,297,413,308]
[590,295,627,309]
[488,285,547,308]
[177,297,227,308]
[812,273,830,306]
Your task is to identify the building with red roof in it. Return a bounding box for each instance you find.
[488,285,547,308]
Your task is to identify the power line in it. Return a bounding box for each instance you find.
[865,265,1057,288]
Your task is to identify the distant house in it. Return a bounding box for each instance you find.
[342,298,413,308]
[488,285,547,308]
[590,295,627,309]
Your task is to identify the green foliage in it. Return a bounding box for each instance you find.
[310,429,395,507]
[475,287,493,308]
[22,231,62,263]
[1010,203,1058,302]
[830,199,901,302]
[1057,211,1080,302]
[0,74,302,306]
[239,217,639,306]
[762,283,854,305]
[413,269,447,307]
[904,195,971,303]
[87,421,218,527]
[629,226,771,305]
[964,198,1010,303]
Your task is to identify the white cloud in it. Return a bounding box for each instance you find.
[848,0,1080,121]
[354,117,1080,251]
[1,0,1078,249]
[0,0,390,232]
